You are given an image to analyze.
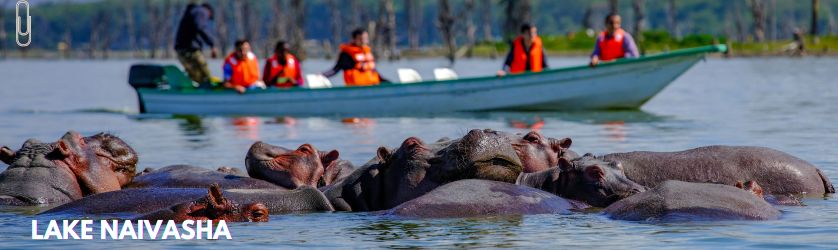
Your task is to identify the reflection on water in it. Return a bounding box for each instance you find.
[231,117,262,140]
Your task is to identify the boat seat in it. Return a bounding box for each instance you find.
[434,68,458,81]
[304,74,333,89]
[397,68,423,83]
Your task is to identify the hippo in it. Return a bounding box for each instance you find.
[246,142,339,189]
[736,180,803,206]
[516,155,647,207]
[600,146,835,196]
[134,184,270,223]
[323,129,528,211]
[503,131,576,173]
[41,185,333,217]
[125,165,284,189]
[0,131,138,206]
[320,157,356,187]
[386,179,588,218]
[604,180,782,221]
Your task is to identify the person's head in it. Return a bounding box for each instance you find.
[273,41,289,56]
[351,28,369,46]
[605,13,621,33]
[520,23,538,41]
[234,39,251,59]
[201,3,214,20]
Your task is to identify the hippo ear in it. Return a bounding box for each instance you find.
[320,150,340,167]
[551,137,572,150]
[207,184,226,207]
[56,140,74,158]
[584,165,606,181]
[376,147,392,162]
[0,146,14,164]
[558,157,573,171]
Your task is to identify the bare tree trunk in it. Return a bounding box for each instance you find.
[100,11,112,59]
[215,0,230,55]
[0,0,6,58]
[123,1,138,58]
[582,5,593,30]
[89,11,104,59]
[270,0,287,42]
[329,0,342,48]
[734,2,746,42]
[376,0,396,60]
[145,1,160,58]
[463,0,477,58]
[406,0,421,49]
[233,0,246,41]
[811,0,819,36]
[666,0,679,39]
[747,0,766,42]
[162,0,175,58]
[480,0,493,42]
[609,0,619,14]
[290,0,306,60]
[504,0,531,40]
[632,0,644,36]
[438,0,456,64]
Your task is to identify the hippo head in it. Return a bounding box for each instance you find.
[245,142,338,189]
[164,184,269,222]
[507,131,574,173]
[736,180,765,198]
[556,156,646,207]
[0,131,137,204]
[372,129,525,208]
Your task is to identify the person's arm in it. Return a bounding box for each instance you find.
[623,33,640,58]
[498,41,515,76]
[294,59,304,86]
[590,36,602,66]
[322,52,355,77]
[193,8,215,49]
[262,59,273,85]
[223,62,233,83]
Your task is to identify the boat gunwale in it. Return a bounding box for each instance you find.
[138,45,726,96]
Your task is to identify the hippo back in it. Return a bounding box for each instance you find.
[604,180,781,221]
[386,179,587,218]
[126,165,284,190]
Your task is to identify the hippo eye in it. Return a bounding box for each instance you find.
[523,134,540,143]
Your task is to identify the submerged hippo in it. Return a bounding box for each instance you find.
[604,180,781,221]
[736,180,803,206]
[41,185,333,217]
[516,155,647,207]
[0,131,138,205]
[125,165,284,189]
[324,129,528,211]
[134,184,270,223]
[601,146,835,196]
[386,179,588,218]
[246,142,340,189]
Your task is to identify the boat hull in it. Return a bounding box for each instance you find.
[137,47,717,116]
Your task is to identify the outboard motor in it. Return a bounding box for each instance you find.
[128,64,167,89]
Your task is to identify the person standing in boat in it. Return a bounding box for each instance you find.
[223,40,266,94]
[498,23,548,76]
[174,3,218,87]
[322,28,388,86]
[590,13,640,66]
[263,41,303,88]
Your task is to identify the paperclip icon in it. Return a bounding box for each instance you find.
[16,0,31,47]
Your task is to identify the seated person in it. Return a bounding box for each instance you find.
[263,41,303,88]
[590,13,640,66]
[322,28,388,86]
[224,39,265,93]
[498,23,548,76]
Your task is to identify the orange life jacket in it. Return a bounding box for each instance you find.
[266,53,301,88]
[224,51,260,88]
[340,43,380,86]
[509,36,544,74]
[597,28,626,61]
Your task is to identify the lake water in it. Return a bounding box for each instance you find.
[0,57,836,248]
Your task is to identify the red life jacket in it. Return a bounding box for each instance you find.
[509,36,544,74]
[340,43,380,86]
[224,52,260,88]
[597,28,626,61]
[266,53,301,88]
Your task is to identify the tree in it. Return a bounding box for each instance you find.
[632,0,645,50]
[290,0,306,59]
[123,1,139,58]
[463,0,477,58]
[666,0,680,39]
[812,0,819,36]
[329,0,342,48]
[480,0,493,42]
[438,0,456,63]
[503,0,531,41]
[215,0,231,55]
[609,0,619,14]
[376,0,397,59]
[406,0,421,49]
[746,0,766,42]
